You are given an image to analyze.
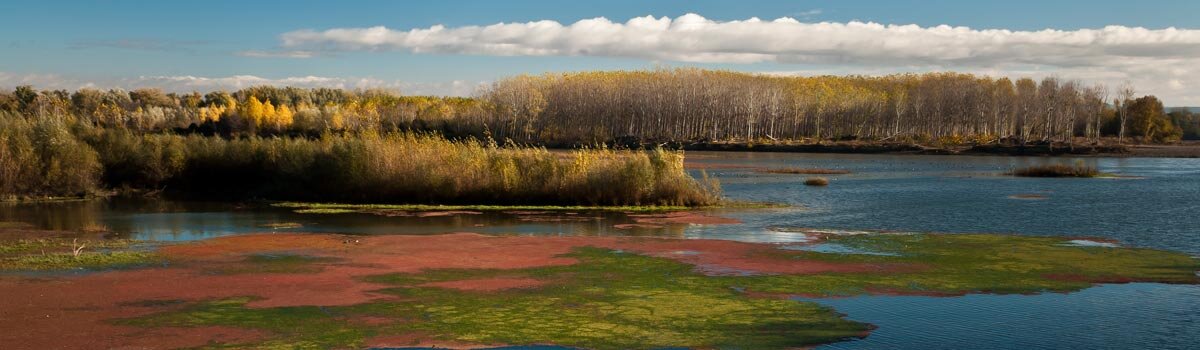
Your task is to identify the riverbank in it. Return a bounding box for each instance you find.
[1,226,1195,349]
[675,140,1200,158]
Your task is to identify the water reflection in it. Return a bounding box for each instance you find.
[0,199,695,241]
[3,152,1199,256]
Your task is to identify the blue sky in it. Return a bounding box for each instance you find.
[3,0,1199,104]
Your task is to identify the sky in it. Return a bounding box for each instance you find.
[2,0,1199,105]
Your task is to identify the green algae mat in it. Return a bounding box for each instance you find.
[106,233,1199,350]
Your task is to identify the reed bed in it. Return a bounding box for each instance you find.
[1011,163,1100,178]
[0,113,720,206]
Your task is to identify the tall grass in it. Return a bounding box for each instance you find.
[0,113,720,206]
[174,133,720,206]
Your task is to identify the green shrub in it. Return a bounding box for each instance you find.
[0,113,101,199]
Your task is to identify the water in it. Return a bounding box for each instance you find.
[801,283,1200,350]
[3,152,1199,348]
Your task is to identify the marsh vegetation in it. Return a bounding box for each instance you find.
[1011,162,1101,178]
[805,177,831,186]
[104,232,1197,349]
[0,113,719,206]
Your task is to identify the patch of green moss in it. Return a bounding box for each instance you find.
[0,238,138,254]
[0,238,159,271]
[1,251,160,271]
[212,254,340,275]
[734,233,1200,296]
[125,297,375,349]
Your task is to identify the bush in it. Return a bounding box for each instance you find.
[0,113,101,199]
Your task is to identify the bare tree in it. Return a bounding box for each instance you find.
[1116,82,1136,145]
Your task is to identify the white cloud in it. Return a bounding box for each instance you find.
[274,13,1200,105]
[0,72,486,97]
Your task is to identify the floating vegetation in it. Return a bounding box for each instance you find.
[804,177,831,186]
[1008,193,1048,200]
[259,222,304,229]
[1011,162,1101,178]
[293,208,357,214]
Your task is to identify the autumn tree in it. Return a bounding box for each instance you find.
[1125,96,1180,142]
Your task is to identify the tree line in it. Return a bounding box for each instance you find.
[481,69,1187,145]
[0,68,1189,146]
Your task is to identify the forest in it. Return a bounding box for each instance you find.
[0,69,1192,202]
[0,69,1189,146]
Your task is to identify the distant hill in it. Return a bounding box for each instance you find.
[1168,107,1200,113]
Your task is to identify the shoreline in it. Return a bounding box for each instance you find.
[675,140,1200,158]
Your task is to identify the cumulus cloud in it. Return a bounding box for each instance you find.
[278,13,1200,65]
[274,13,1200,104]
[0,72,486,97]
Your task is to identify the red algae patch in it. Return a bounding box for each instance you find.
[627,211,742,225]
[419,277,547,291]
[162,233,349,260]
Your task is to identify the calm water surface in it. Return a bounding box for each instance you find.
[3,152,1198,348]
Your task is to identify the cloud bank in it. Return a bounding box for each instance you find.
[0,72,485,97]
[275,13,1200,104]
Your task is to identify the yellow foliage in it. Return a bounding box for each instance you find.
[243,96,265,128]
[275,104,294,128]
